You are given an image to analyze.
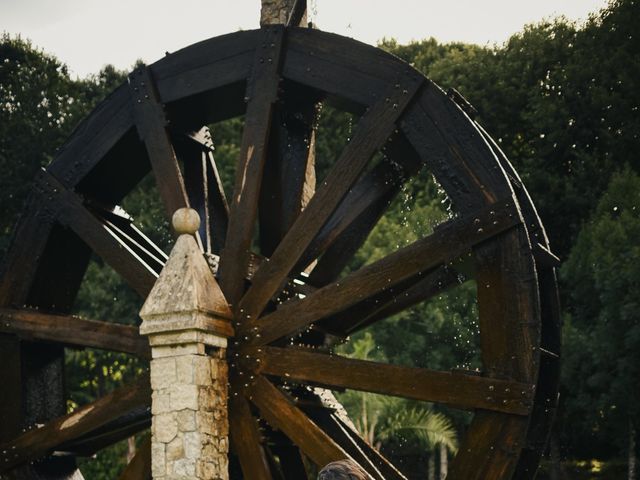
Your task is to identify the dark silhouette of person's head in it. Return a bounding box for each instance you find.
[317,459,369,480]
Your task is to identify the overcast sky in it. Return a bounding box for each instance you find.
[2,0,610,78]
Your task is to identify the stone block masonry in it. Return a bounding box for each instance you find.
[140,208,233,480]
[149,348,229,479]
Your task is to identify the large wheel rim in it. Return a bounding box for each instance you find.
[0,26,560,480]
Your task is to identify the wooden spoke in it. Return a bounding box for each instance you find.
[58,406,150,456]
[92,204,168,273]
[179,127,230,254]
[317,265,461,336]
[129,66,189,218]
[118,436,151,480]
[259,85,318,257]
[229,395,272,480]
[218,26,286,306]
[0,377,150,473]
[129,67,189,218]
[39,173,158,297]
[245,198,520,346]
[238,75,424,321]
[330,414,408,480]
[0,308,149,358]
[306,408,387,480]
[255,347,534,415]
[248,375,351,467]
[302,134,422,284]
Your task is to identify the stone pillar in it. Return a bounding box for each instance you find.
[260,0,307,26]
[140,208,234,480]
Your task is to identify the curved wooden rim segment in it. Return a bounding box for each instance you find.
[0,25,559,480]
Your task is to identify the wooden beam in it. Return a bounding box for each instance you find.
[48,85,133,188]
[245,198,520,345]
[0,308,149,359]
[317,265,460,336]
[37,173,158,297]
[129,66,189,218]
[302,134,421,284]
[0,377,150,473]
[238,75,424,322]
[218,26,286,306]
[90,203,167,273]
[330,414,407,480]
[229,395,272,480]
[255,347,534,415]
[259,84,318,257]
[306,408,387,480]
[248,375,351,467]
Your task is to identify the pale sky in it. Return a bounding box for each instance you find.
[2,0,610,78]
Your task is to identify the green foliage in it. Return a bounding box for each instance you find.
[0,34,127,256]
[560,168,640,454]
[335,334,458,456]
[2,0,640,471]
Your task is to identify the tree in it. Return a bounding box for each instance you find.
[336,334,458,479]
[562,167,640,478]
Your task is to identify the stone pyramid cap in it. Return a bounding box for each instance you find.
[140,209,233,338]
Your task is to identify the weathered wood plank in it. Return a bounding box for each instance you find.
[0,173,60,307]
[117,436,151,480]
[59,405,150,456]
[0,334,21,443]
[306,408,386,480]
[259,84,318,257]
[255,347,534,415]
[299,134,420,280]
[317,265,460,336]
[0,173,92,478]
[248,375,350,467]
[38,174,158,297]
[93,204,167,273]
[245,199,520,346]
[331,414,407,480]
[229,395,272,480]
[129,66,189,218]
[218,26,287,306]
[447,412,528,480]
[48,85,134,188]
[152,30,258,104]
[0,377,150,473]
[283,29,405,111]
[238,74,424,322]
[0,308,149,359]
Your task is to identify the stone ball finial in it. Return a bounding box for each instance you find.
[172,208,200,235]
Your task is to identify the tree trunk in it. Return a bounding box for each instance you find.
[428,454,435,480]
[630,418,637,480]
[439,443,448,479]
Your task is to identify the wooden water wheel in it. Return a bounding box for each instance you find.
[0,25,560,480]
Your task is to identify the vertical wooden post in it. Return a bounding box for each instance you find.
[140,209,234,480]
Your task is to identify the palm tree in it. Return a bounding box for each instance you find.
[336,334,458,479]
